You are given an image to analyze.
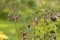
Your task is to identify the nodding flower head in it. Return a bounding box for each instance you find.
[54,37,56,39]
[50,17,56,22]
[14,16,19,22]
[23,31,26,36]
[28,24,30,28]
[34,20,38,26]
[34,17,38,26]
[16,16,19,20]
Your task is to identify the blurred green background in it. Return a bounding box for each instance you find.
[0,0,60,40]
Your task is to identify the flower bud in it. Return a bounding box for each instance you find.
[8,13,11,21]
[50,31,55,34]
[36,11,38,14]
[8,17,11,21]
